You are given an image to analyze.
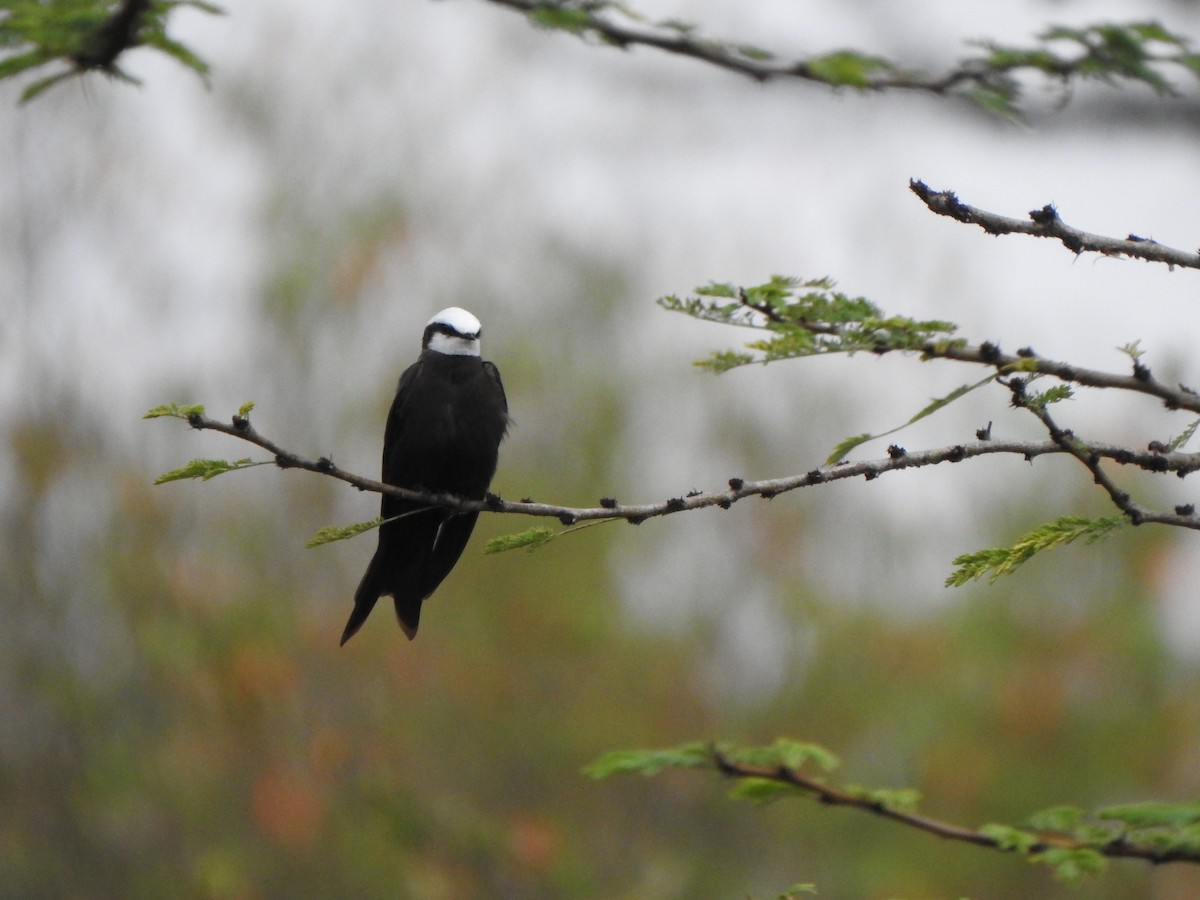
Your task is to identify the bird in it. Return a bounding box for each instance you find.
[341,307,509,645]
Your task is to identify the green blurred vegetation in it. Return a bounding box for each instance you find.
[5,291,1200,898]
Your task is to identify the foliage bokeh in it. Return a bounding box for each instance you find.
[4,1,1200,897]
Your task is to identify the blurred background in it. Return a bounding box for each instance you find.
[4,0,1200,896]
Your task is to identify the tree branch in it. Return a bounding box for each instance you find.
[1008,385,1196,527]
[923,339,1200,414]
[711,750,1200,866]
[911,179,1200,271]
[166,409,1200,530]
[485,2,1200,116]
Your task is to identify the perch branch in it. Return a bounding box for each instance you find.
[175,411,1200,530]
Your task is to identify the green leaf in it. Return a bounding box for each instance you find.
[1166,416,1200,452]
[19,70,78,102]
[1117,339,1145,360]
[1024,805,1085,833]
[728,777,801,804]
[0,48,53,79]
[484,527,557,554]
[144,402,206,419]
[153,457,263,484]
[1023,383,1074,410]
[237,400,255,418]
[843,785,921,813]
[140,31,211,79]
[826,433,873,464]
[663,276,962,375]
[806,50,891,88]
[725,738,839,773]
[1097,801,1200,829]
[736,44,773,62]
[979,823,1040,855]
[771,738,840,773]
[529,7,592,34]
[1034,846,1107,884]
[305,517,386,548]
[826,374,997,464]
[946,515,1125,586]
[583,743,712,779]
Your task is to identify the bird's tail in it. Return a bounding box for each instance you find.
[341,553,385,646]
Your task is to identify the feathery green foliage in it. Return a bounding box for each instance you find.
[305,517,386,548]
[143,401,206,419]
[1166,416,1200,451]
[660,275,961,373]
[484,526,557,554]
[945,515,1125,586]
[827,374,998,463]
[583,742,713,778]
[510,3,1199,115]
[1,0,222,102]
[152,457,265,483]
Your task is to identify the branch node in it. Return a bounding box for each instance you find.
[1028,203,1059,225]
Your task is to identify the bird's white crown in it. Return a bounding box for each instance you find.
[424,307,482,356]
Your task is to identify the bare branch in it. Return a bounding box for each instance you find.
[911,179,1200,271]
[171,410,1200,530]
[1008,386,1197,527]
[711,750,1200,866]
[922,340,1200,414]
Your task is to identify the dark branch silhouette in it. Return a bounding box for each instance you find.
[911,179,1200,271]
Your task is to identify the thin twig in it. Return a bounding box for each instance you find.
[911,179,1200,271]
[1013,392,1196,527]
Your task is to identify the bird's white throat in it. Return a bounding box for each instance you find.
[427,331,481,356]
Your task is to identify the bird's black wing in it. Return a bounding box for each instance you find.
[483,360,508,419]
[341,361,430,645]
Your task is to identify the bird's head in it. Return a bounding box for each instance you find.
[423,307,482,357]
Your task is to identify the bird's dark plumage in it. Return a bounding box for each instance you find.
[341,308,508,645]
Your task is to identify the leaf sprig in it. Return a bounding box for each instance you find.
[945,515,1125,586]
[586,737,1200,877]
[1,0,223,103]
[659,275,961,373]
